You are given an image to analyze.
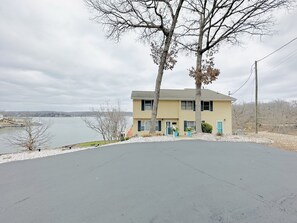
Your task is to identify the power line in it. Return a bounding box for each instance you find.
[230,36,297,96]
[230,64,254,95]
[257,36,297,62]
[260,46,297,74]
[250,74,255,102]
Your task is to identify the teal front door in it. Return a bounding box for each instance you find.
[217,121,223,134]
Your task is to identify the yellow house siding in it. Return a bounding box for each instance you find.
[156,100,179,118]
[132,99,233,136]
[132,100,179,136]
[133,100,151,119]
[133,100,179,119]
[201,101,232,134]
[179,106,195,135]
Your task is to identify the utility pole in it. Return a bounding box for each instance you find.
[255,60,258,134]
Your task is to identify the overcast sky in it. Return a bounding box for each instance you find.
[0,0,296,112]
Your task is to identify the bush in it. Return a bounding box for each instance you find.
[201,122,213,133]
[186,127,192,132]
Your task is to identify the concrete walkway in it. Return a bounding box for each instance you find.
[0,140,297,223]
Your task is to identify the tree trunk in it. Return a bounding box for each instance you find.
[194,12,204,133]
[195,52,203,133]
[149,37,170,134]
[149,0,184,134]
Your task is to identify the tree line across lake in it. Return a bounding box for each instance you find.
[0,111,132,118]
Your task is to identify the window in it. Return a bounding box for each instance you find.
[141,100,153,110]
[181,101,195,110]
[201,101,213,111]
[184,121,196,131]
[204,101,210,110]
[138,120,161,131]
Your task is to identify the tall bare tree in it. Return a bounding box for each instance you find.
[84,0,185,134]
[7,119,51,151]
[83,102,127,141]
[179,0,290,132]
[233,100,297,134]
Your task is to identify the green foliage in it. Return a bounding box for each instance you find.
[201,122,213,133]
[186,127,192,132]
[173,127,179,133]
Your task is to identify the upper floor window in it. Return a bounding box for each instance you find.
[181,101,195,110]
[181,100,213,111]
[201,101,213,111]
[141,100,153,111]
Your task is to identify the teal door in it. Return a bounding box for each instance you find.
[217,121,223,134]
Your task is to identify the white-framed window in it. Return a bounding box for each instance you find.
[141,100,153,110]
[181,101,195,110]
[138,120,161,131]
[184,121,196,131]
[141,120,150,131]
[201,101,213,111]
[181,101,214,111]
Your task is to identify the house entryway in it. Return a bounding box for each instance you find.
[165,121,171,135]
[165,120,178,135]
[217,121,223,134]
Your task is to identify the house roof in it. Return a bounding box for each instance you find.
[131,89,236,101]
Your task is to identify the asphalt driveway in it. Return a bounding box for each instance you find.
[0,140,297,223]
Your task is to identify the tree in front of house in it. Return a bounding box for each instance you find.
[179,0,290,132]
[85,0,186,134]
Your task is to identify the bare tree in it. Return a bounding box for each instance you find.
[233,100,297,134]
[84,0,185,134]
[7,119,51,151]
[259,100,296,133]
[179,0,290,132]
[233,102,255,133]
[83,102,127,141]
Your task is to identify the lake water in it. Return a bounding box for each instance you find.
[0,117,132,154]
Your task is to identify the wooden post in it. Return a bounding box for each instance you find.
[255,60,258,134]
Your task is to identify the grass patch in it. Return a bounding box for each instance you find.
[77,140,118,148]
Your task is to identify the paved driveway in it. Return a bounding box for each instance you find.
[1,140,297,223]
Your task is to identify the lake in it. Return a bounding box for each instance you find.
[0,117,132,154]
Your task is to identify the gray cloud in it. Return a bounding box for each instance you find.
[0,0,296,112]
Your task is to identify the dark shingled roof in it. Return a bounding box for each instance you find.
[131,89,236,101]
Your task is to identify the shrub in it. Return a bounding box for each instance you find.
[186,127,192,132]
[201,122,213,133]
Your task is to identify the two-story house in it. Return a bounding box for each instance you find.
[131,88,236,136]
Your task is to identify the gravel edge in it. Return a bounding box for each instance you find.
[0,134,273,164]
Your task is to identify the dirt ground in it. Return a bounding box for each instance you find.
[248,131,297,151]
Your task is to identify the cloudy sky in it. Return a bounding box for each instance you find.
[0,0,296,112]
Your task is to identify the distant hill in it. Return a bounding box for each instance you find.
[1,111,133,117]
